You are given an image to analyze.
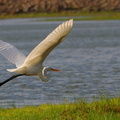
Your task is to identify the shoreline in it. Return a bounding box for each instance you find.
[0,11,120,21]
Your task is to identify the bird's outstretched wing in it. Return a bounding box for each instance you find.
[0,40,26,68]
[24,19,73,66]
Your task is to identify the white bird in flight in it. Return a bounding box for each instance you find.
[0,19,73,86]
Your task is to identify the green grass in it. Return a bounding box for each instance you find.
[0,11,120,21]
[0,97,120,120]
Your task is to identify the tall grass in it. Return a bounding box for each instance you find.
[0,97,120,120]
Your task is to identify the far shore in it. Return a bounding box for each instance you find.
[0,11,120,21]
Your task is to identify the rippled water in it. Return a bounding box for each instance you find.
[0,18,120,107]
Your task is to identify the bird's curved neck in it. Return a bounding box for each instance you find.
[40,74,49,82]
[38,67,50,82]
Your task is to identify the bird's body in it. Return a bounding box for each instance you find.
[0,19,73,86]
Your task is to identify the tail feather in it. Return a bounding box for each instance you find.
[7,68,18,72]
[7,66,26,74]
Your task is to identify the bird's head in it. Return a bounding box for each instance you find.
[43,66,60,72]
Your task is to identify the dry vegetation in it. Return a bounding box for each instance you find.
[0,0,120,15]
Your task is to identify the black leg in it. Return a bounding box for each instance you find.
[0,74,25,87]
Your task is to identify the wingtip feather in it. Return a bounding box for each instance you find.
[68,19,73,27]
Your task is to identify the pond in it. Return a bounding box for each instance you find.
[0,18,120,107]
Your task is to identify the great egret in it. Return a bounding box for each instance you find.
[0,19,73,86]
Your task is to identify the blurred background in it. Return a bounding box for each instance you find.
[0,0,120,14]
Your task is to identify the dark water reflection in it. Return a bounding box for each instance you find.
[0,18,120,107]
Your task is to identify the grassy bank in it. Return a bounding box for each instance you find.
[0,97,120,120]
[0,11,120,20]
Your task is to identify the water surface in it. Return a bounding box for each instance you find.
[0,18,120,107]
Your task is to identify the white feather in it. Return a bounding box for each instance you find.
[0,40,26,68]
[24,19,73,66]
[0,19,73,82]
